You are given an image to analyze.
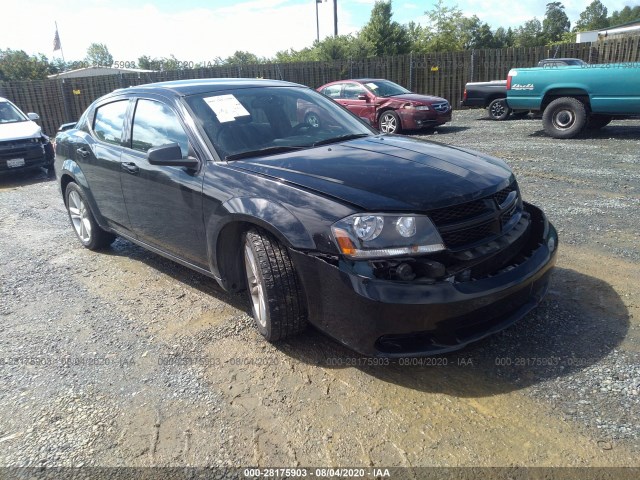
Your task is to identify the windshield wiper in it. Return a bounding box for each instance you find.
[225,145,306,160]
[312,133,370,147]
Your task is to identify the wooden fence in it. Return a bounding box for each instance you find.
[2,36,640,136]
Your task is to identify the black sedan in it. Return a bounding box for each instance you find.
[54,78,557,357]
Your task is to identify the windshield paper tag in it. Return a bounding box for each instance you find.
[365,82,378,90]
[203,95,250,123]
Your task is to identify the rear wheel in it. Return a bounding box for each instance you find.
[243,229,307,341]
[65,182,115,250]
[542,97,587,139]
[379,111,401,134]
[487,98,511,121]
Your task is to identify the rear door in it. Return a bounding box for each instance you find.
[79,98,133,234]
[119,97,208,267]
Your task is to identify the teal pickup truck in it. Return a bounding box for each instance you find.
[506,63,640,138]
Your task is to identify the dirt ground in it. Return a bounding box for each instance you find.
[0,110,638,474]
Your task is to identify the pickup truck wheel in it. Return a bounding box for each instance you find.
[487,99,511,121]
[379,111,401,134]
[586,115,613,130]
[65,182,116,250]
[243,228,307,341]
[542,97,587,139]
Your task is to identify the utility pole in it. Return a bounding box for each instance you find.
[315,0,320,42]
[333,0,338,36]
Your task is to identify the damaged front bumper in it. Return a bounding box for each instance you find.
[290,202,558,357]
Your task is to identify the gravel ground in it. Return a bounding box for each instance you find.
[0,109,639,472]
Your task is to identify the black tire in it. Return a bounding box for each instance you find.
[378,111,401,134]
[243,228,307,341]
[586,114,613,130]
[487,98,511,121]
[304,112,321,128]
[542,97,588,139]
[64,182,116,250]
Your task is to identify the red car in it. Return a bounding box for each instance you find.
[317,79,451,134]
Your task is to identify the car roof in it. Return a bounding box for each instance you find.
[115,78,306,97]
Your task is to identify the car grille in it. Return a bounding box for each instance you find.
[428,183,520,250]
[432,102,450,112]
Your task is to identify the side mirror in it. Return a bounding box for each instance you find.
[27,112,40,120]
[147,143,199,169]
[357,94,368,101]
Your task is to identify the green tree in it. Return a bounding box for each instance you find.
[608,6,640,26]
[574,0,609,31]
[542,2,570,43]
[424,0,465,51]
[0,49,52,80]
[493,27,516,48]
[273,48,317,63]
[223,51,263,65]
[359,1,411,56]
[85,43,113,67]
[459,16,495,49]
[515,18,544,47]
[406,21,430,53]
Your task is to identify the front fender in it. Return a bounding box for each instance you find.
[221,197,315,248]
[206,196,316,284]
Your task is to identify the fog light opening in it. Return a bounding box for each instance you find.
[390,262,416,281]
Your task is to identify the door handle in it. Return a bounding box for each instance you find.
[121,162,139,174]
[76,147,90,158]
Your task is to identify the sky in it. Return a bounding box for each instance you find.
[1,0,635,64]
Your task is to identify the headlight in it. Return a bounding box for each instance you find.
[404,104,430,111]
[331,213,445,259]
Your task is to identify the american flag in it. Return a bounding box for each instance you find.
[53,29,61,51]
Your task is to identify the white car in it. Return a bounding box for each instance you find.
[0,97,54,174]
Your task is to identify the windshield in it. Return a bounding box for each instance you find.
[362,80,411,97]
[0,101,28,124]
[184,86,375,160]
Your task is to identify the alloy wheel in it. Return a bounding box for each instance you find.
[68,190,92,243]
[244,243,267,329]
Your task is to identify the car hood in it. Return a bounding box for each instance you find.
[229,136,514,211]
[385,93,447,104]
[0,120,41,142]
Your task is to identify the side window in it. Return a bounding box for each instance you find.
[131,99,189,157]
[322,84,343,99]
[343,84,367,100]
[93,100,128,145]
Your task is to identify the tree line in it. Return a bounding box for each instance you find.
[1,1,639,81]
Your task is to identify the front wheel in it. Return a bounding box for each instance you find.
[243,229,307,341]
[542,97,587,139]
[379,111,401,134]
[65,182,115,250]
[487,98,511,121]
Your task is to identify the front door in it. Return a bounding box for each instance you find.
[119,98,208,268]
